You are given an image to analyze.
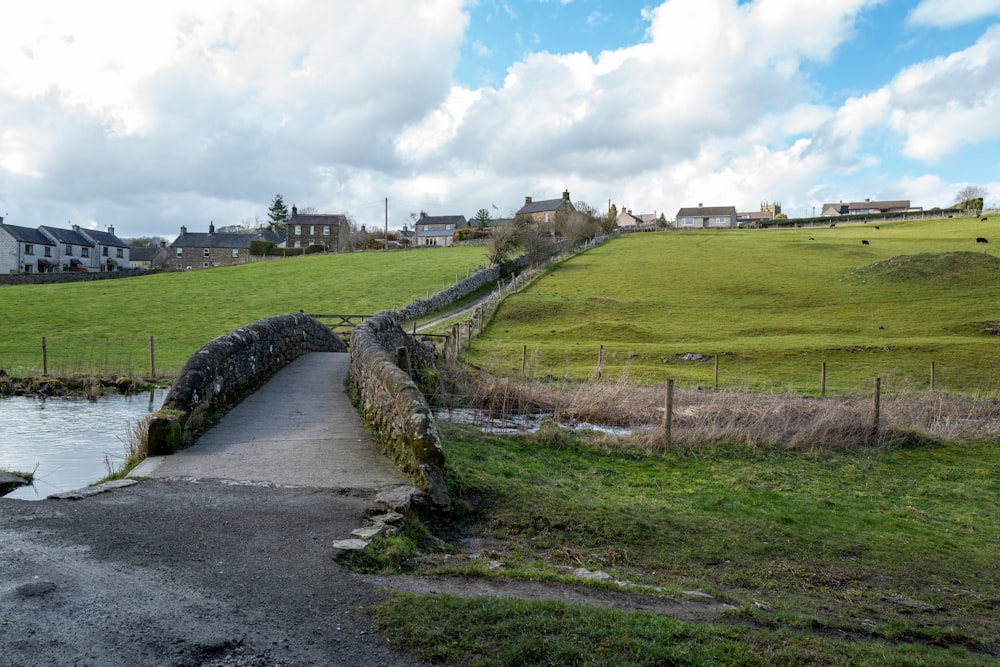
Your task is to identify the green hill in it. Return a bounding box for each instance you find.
[468,216,1000,396]
[0,247,487,377]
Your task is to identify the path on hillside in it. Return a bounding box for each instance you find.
[134,352,407,489]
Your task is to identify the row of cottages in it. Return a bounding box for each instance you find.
[170,223,284,270]
[675,205,738,229]
[414,212,467,247]
[0,220,129,274]
[615,208,660,229]
[820,199,918,216]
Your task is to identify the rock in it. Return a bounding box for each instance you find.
[332,539,369,552]
[682,590,714,599]
[351,525,387,540]
[47,479,137,500]
[368,511,405,527]
[375,485,424,511]
[1,471,29,495]
[573,568,613,581]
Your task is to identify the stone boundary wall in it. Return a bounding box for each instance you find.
[147,313,346,455]
[0,269,153,286]
[349,311,450,509]
[397,251,536,322]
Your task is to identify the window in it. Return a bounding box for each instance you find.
[103,247,109,257]
[715,216,728,224]
[543,213,549,223]
[309,225,315,235]
[681,217,694,227]
[294,240,301,248]
[176,248,183,258]
[23,264,33,273]
[294,225,301,235]
[82,247,90,257]
[203,262,209,268]
[203,248,210,257]
[24,244,34,255]
[323,226,331,236]
[44,247,52,257]
[176,263,182,270]
[231,249,239,258]
[116,248,124,258]
[65,245,73,255]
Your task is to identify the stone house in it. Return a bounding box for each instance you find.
[128,242,170,270]
[675,205,738,229]
[0,221,58,274]
[286,206,346,250]
[821,199,916,216]
[414,212,467,247]
[515,190,576,224]
[0,220,129,274]
[170,223,282,270]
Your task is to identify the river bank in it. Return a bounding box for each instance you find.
[0,370,167,398]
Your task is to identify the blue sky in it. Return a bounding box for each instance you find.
[1,0,999,237]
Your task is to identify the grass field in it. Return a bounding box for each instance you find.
[365,423,1000,665]
[0,247,488,377]
[466,216,1000,396]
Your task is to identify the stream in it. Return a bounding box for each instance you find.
[0,389,166,500]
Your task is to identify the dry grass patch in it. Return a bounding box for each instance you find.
[462,372,1000,451]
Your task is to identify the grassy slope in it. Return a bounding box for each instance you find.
[467,217,1000,395]
[0,247,487,376]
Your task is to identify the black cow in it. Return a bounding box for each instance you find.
[861,239,870,246]
[982,217,989,222]
[976,237,989,244]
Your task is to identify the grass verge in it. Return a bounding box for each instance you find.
[365,422,999,664]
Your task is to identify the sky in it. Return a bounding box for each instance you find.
[1,0,999,240]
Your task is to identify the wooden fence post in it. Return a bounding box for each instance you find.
[821,362,827,398]
[714,354,719,390]
[42,336,47,376]
[149,336,156,379]
[521,344,527,377]
[871,377,881,438]
[930,360,935,391]
[597,345,604,379]
[663,379,674,448]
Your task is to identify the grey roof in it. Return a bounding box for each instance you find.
[39,225,92,246]
[129,247,162,262]
[676,206,737,217]
[417,214,467,227]
[289,213,346,226]
[0,222,54,245]
[172,230,276,249]
[81,228,128,248]
[517,198,573,215]
[847,200,910,211]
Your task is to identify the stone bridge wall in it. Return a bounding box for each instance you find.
[349,311,450,508]
[147,313,345,455]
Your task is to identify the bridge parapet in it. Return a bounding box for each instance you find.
[147,312,346,454]
[349,311,450,509]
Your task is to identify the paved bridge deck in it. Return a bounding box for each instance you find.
[132,352,408,490]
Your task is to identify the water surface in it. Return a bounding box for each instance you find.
[0,390,166,500]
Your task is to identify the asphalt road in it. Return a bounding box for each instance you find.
[1,352,422,666]
[0,480,422,666]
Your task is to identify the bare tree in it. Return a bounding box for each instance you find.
[954,185,987,213]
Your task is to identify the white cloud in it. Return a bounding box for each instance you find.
[908,0,1000,29]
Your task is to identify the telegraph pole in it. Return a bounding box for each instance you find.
[385,197,389,251]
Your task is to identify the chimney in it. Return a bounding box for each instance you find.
[159,240,166,248]
[562,190,570,202]
[107,225,115,236]
[73,224,81,233]
[524,196,532,205]
[180,225,187,235]
[209,221,215,234]
[291,205,297,217]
